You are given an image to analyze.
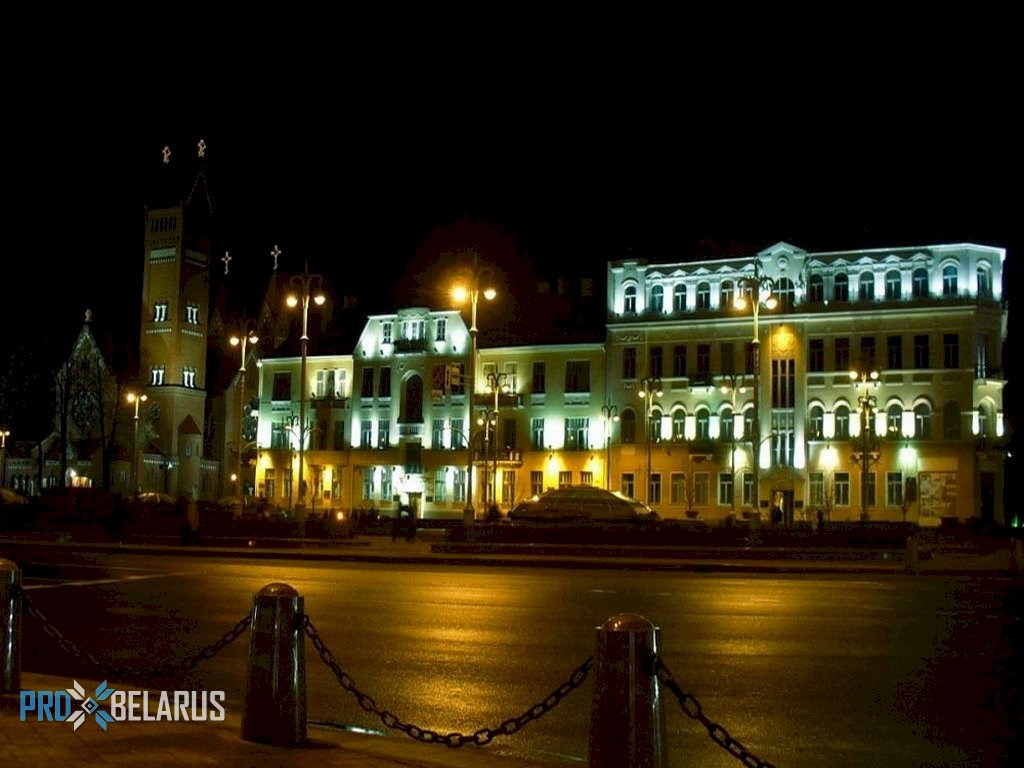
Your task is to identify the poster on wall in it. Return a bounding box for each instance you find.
[919,471,958,519]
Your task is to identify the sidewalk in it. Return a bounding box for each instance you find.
[1,672,554,768]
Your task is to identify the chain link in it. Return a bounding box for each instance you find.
[303,613,593,748]
[18,587,252,681]
[654,655,777,768]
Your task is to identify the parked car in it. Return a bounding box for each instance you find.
[507,486,658,523]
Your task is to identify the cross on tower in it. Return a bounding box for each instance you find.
[162,146,171,165]
[222,251,232,275]
[197,139,207,158]
[271,244,281,272]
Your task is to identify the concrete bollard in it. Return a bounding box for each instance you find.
[589,613,667,768]
[906,535,920,575]
[241,583,306,746]
[1,559,21,693]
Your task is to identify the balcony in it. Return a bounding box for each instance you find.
[394,338,429,353]
[473,392,523,409]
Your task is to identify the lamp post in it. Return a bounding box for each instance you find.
[0,429,10,489]
[229,326,259,498]
[126,392,147,495]
[637,377,663,505]
[287,260,325,532]
[451,251,496,521]
[483,372,509,512]
[719,374,748,513]
[850,368,880,522]
[476,407,499,510]
[734,260,777,516]
[600,404,619,490]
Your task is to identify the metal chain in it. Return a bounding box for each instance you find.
[18,587,252,680]
[303,613,593,748]
[654,655,777,768]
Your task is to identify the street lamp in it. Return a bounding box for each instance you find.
[451,251,496,520]
[719,374,748,513]
[287,260,325,530]
[600,404,619,490]
[125,392,148,495]
[734,260,777,515]
[637,376,663,505]
[0,428,10,489]
[483,372,509,512]
[850,368,880,522]
[476,407,499,511]
[229,325,259,498]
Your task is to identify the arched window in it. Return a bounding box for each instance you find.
[834,404,851,439]
[743,408,754,439]
[775,277,795,309]
[673,283,687,311]
[719,280,733,310]
[914,402,932,439]
[885,270,901,300]
[942,265,958,297]
[859,271,875,301]
[808,405,824,439]
[623,284,637,314]
[979,403,994,437]
[620,409,637,444]
[650,284,664,313]
[808,274,824,303]
[402,374,424,423]
[721,406,734,440]
[977,265,991,299]
[887,404,903,438]
[649,408,663,443]
[912,268,929,298]
[943,401,961,440]
[696,409,710,439]
[833,273,849,302]
[672,409,686,440]
[696,282,711,310]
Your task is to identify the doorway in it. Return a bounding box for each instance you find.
[771,489,795,526]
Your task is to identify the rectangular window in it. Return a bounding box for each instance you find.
[362,469,374,501]
[670,472,686,505]
[451,418,465,449]
[696,344,710,383]
[649,346,663,377]
[361,369,374,398]
[379,368,392,398]
[435,318,447,341]
[623,347,637,379]
[834,338,850,371]
[333,420,345,450]
[564,417,589,451]
[530,471,543,497]
[720,342,735,376]
[380,467,392,500]
[271,422,288,449]
[834,472,850,506]
[284,472,292,502]
[718,473,733,506]
[502,470,516,505]
[532,361,546,393]
[153,302,168,322]
[265,476,276,500]
[449,363,465,395]
[271,373,290,401]
[771,411,795,467]
[860,336,876,369]
[382,322,392,344]
[565,360,590,392]
[887,336,902,370]
[694,473,710,506]
[864,471,876,508]
[742,473,754,507]
[432,419,445,448]
[914,335,930,369]
[648,473,662,505]
[581,470,594,486]
[771,359,795,408]
[378,419,390,448]
[809,339,824,373]
[621,473,634,499]
[433,469,447,502]
[809,471,824,506]
[887,472,903,506]
[558,470,572,488]
[502,418,517,452]
[453,469,466,502]
[360,419,372,448]
[673,345,687,378]
[943,333,959,369]
[531,418,545,451]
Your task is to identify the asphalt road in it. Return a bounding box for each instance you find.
[11,552,1020,767]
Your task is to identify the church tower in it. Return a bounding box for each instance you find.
[137,142,215,498]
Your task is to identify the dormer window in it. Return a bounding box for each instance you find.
[382,322,393,344]
[402,319,425,340]
[435,318,447,341]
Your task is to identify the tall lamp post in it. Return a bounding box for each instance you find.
[850,368,880,522]
[451,251,496,521]
[600,404,619,490]
[287,260,325,530]
[734,260,777,516]
[719,374,747,513]
[0,428,10,489]
[637,377,663,505]
[229,326,259,498]
[476,407,499,510]
[483,372,509,512]
[126,392,148,495]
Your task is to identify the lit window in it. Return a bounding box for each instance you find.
[382,322,392,344]
[150,366,165,386]
[154,302,168,322]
